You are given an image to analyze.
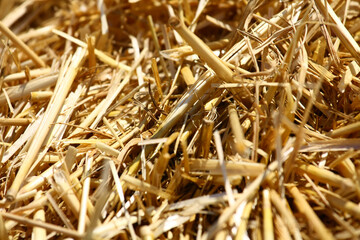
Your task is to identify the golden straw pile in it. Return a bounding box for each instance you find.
[1,0,360,239]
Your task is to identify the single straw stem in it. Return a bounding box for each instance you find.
[31,191,46,240]
[228,104,247,155]
[151,58,163,97]
[0,21,46,67]
[197,118,214,158]
[262,189,274,240]
[169,17,234,83]
[0,118,32,126]
[78,154,93,234]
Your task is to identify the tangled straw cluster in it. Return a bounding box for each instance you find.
[1,0,360,239]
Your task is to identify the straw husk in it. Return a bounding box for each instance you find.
[1,0,360,239]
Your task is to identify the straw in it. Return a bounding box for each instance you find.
[78,153,93,234]
[287,185,335,240]
[0,118,32,126]
[313,0,360,63]
[6,47,86,201]
[31,191,46,240]
[0,21,46,68]
[169,17,234,83]
[0,74,58,105]
[0,213,8,240]
[262,189,274,240]
[2,1,360,238]
[3,68,51,82]
[196,118,213,158]
[1,212,84,238]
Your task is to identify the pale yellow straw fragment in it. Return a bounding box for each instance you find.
[274,214,292,240]
[205,15,233,31]
[321,188,360,219]
[78,154,93,234]
[329,150,358,176]
[18,161,62,194]
[4,68,51,82]
[234,201,252,240]
[1,0,34,27]
[214,130,235,206]
[140,226,154,240]
[0,21,46,67]
[0,74,58,105]
[2,88,14,113]
[189,158,264,176]
[30,91,53,101]
[31,191,46,240]
[180,65,196,86]
[151,132,179,187]
[263,189,274,240]
[92,215,138,239]
[148,15,170,79]
[339,61,360,92]
[11,190,37,204]
[109,161,137,239]
[0,118,32,126]
[9,194,47,215]
[18,25,54,42]
[160,38,229,61]
[202,161,279,239]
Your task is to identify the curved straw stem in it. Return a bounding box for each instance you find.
[169,17,234,83]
